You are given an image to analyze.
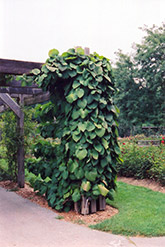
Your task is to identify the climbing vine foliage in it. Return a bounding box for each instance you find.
[26,48,120,211]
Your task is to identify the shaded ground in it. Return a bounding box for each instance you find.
[0,177,164,226]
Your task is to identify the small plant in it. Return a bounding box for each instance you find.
[55,215,64,220]
[74,219,85,225]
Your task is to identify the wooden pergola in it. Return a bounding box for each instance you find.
[0,58,49,188]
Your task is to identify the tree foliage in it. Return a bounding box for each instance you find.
[114,23,165,136]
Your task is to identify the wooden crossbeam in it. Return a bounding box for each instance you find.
[24,92,50,105]
[0,58,43,75]
[0,79,39,88]
[0,87,43,95]
[0,93,21,117]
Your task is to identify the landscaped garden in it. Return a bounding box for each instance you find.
[0,23,164,237]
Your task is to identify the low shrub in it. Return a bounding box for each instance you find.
[117,142,165,185]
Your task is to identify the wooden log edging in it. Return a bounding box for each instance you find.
[74,195,106,215]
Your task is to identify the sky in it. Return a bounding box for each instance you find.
[0,0,165,63]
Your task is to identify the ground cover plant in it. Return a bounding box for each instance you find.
[90,181,165,236]
[23,47,121,211]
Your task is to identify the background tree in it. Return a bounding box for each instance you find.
[114,23,165,136]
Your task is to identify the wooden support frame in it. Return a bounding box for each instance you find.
[0,58,46,188]
[0,93,21,118]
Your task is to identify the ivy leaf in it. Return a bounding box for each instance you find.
[48,49,59,57]
[45,65,57,72]
[79,109,89,119]
[91,149,98,159]
[68,70,77,78]
[74,167,84,179]
[85,170,97,182]
[87,121,95,131]
[78,122,87,132]
[66,93,77,103]
[98,184,109,196]
[95,128,106,137]
[72,80,80,89]
[114,145,121,155]
[76,149,87,160]
[69,161,79,173]
[72,189,81,202]
[76,88,84,98]
[88,131,96,139]
[77,99,87,109]
[94,143,103,153]
[106,114,113,122]
[31,68,40,75]
[76,47,85,55]
[88,101,98,109]
[101,158,108,168]
[81,181,91,192]
[102,138,109,149]
[72,133,81,142]
[72,109,80,120]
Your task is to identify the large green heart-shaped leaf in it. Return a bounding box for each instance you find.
[87,121,95,131]
[106,114,113,122]
[48,49,59,57]
[31,68,40,75]
[66,93,77,103]
[76,149,87,160]
[72,80,80,89]
[95,128,105,137]
[72,109,80,119]
[85,170,97,182]
[76,88,84,98]
[81,181,91,192]
[114,145,121,155]
[79,109,89,119]
[72,133,81,142]
[89,131,96,139]
[98,184,109,196]
[72,189,81,202]
[74,167,84,179]
[69,161,79,173]
[78,122,87,132]
[94,143,103,153]
[101,158,108,168]
[77,99,87,109]
[102,138,109,149]
[91,149,98,160]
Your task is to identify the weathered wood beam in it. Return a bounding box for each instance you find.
[0,87,43,95]
[17,95,25,188]
[0,58,43,75]
[0,104,8,113]
[24,92,50,105]
[0,79,39,88]
[0,93,21,117]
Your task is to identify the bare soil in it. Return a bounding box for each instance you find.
[0,177,164,226]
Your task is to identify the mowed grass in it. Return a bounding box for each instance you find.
[90,181,165,236]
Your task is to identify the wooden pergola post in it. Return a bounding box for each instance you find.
[17,95,25,188]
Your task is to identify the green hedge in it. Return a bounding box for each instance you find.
[117,142,165,185]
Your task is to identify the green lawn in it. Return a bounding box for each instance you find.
[90,181,165,236]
